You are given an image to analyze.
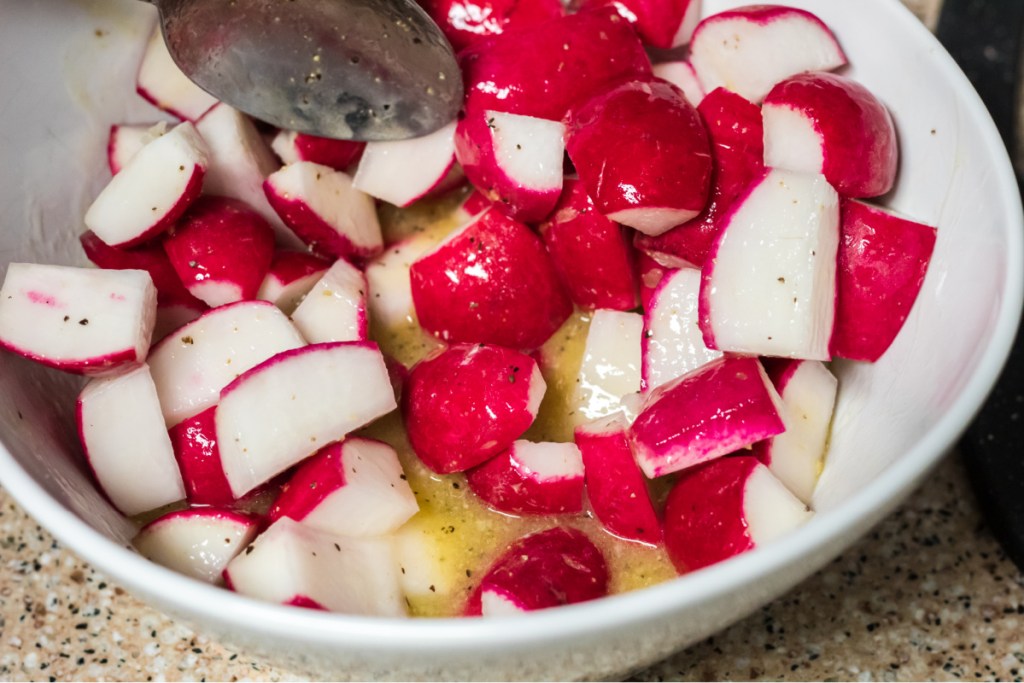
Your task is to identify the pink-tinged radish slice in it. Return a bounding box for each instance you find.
[85,122,208,248]
[628,355,785,478]
[136,27,218,121]
[652,60,705,107]
[830,200,937,362]
[642,267,722,392]
[420,0,564,52]
[223,517,406,616]
[466,440,584,515]
[365,232,442,330]
[153,300,208,343]
[763,72,898,198]
[133,508,258,584]
[410,207,572,348]
[688,5,847,104]
[148,300,305,427]
[264,161,383,261]
[0,264,156,375]
[268,438,418,536]
[76,364,185,516]
[168,406,233,505]
[290,258,369,344]
[664,456,812,572]
[566,80,712,236]
[271,129,365,171]
[354,121,459,208]
[216,341,397,497]
[575,310,643,423]
[699,168,839,360]
[107,122,168,175]
[256,251,331,315]
[403,344,545,474]
[579,0,699,49]
[464,527,608,616]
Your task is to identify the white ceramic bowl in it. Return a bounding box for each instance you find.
[1,0,1021,679]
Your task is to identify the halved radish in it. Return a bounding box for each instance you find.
[663,455,812,572]
[652,60,705,107]
[354,121,461,208]
[256,251,332,315]
[420,0,564,52]
[0,264,156,375]
[271,129,365,171]
[574,309,643,423]
[107,122,167,175]
[290,258,369,344]
[223,517,406,616]
[577,0,700,49]
[466,440,585,514]
[84,121,208,248]
[689,5,847,104]
[365,232,445,331]
[136,26,218,121]
[168,406,233,505]
[403,344,545,474]
[216,341,397,497]
[628,355,785,478]
[133,508,259,584]
[76,364,185,516]
[147,300,305,427]
[268,438,418,537]
[264,161,383,262]
[699,168,839,360]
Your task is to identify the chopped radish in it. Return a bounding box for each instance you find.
[365,232,444,330]
[637,252,671,311]
[628,355,785,478]
[354,121,460,208]
[147,300,306,427]
[271,129,365,171]
[394,519,455,600]
[652,60,705,107]
[578,0,700,49]
[76,364,185,516]
[256,251,331,315]
[216,341,397,497]
[663,456,812,572]
[223,517,406,616]
[0,264,156,375]
[830,199,937,361]
[290,258,368,344]
[263,161,383,262]
[133,508,259,584]
[420,0,564,52]
[135,27,218,121]
[642,267,722,392]
[566,80,712,236]
[168,406,233,505]
[268,438,418,537]
[699,168,839,360]
[107,122,168,175]
[466,440,585,514]
[464,527,608,615]
[403,344,545,473]
[689,5,847,104]
[574,309,643,424]
[152,300,208,343]
[84,121,208,248]
[454,109,565,223]
[409,207,572,348]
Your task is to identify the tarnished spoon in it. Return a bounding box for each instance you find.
[144,0,463,141]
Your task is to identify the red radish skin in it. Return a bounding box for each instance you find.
[466,440,585,514]
[420,0,564,52]
[271,129,366,170]
[135,27,218,121]
[284,596,329,611]
[652,60,705,107]
[628,355,785,478]
[566,80,712,236]
[403,344,546,474]
[107,122,167,175]
[575,0,700,49]
[409,207,572,348]
[133,508,258,583]
[256,251,332,314]
[168,406,234,506]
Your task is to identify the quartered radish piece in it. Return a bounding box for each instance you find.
[290,258,369,344]
[133,509,259,584]
[107,122,167,175]
[420,0,564,52]
[574,309,643,423]
[394,519,456,601]
[466,440,585,515]
[664,456,812,572]
[0,264,156,375]
[168,406,233,505]
[268,438,418,537]
[579,0,700,48]
[216,341,397,497]
[689,5,847,104]
[224,517,406,616]
[699,168,839,360]
[354,121,461,208]
[628,355,785,478]
[76,364,185,516]
[365,232,443,330]
[135,27,218,121]
[271,129,365,170]
[652,60,705,107]
[256,251,331,315]
[84,122,208,248]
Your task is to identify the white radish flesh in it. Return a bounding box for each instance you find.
[574,309,643,423]
[255,251,331,315]
[107,122,168,175]
[133,509,259,584]
[136,27,218,121]
[290,258,369,343]
[353,121,459,207]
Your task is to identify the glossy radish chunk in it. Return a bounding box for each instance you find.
[403,344,545,474]
[168,406,233,505]
[699,168,839,360]
[354,121,460,208]
[264,161,383,261]
[107,122,168,175]
[652,60,705,107]
[628,355,784,478]
[85,122,208,248]
[366,232,443,330]
[148,300,305,427]
[290,258,369,343]
[0,264,156,375]
[216,341,397,497]
[464,527,608,615]
[575,310,643,423]
[271,129,365,170]
[133,509,258,584]
[256,251,331,315]
[394,519,456,601]
[420,0,563,52]
[539,179,639,311]
[830,200,937,361]
[466,440,584,514]
[663,456,812,572]
[566,80,712,236]
[579,0,700,49]
[76,364,185,516]
[269,438,418,536]
[454,109,565,223]
[689,5,847,104]
[410,207,572,348]
[224,517,406,616]
[135,27,218,121]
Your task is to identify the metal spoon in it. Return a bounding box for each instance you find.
[144,0,463,141]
